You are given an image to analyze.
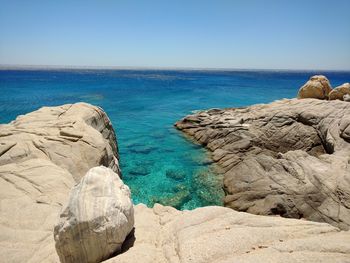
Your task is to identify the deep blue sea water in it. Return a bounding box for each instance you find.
[1,69,349,209]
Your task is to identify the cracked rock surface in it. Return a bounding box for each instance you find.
[175,98,350,230]
[105,204,350,263]
[0,103,120,262]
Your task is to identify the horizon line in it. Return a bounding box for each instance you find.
[0,64,350,72]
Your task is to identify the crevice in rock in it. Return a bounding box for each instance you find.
[118,228,136,255]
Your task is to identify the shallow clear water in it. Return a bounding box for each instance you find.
[1,69,349,209]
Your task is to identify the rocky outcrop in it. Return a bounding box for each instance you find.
[0,103,119,262]
[105,204,350,263]
[297,75,332,99]
[2,102,350,263]
[0,103,119,180]
[329,83,350,101]
[54,166,134,263]
[175,98,350,229]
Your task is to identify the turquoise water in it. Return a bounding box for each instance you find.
[1,69,349,209]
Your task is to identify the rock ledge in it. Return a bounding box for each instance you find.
[176,98,350,230]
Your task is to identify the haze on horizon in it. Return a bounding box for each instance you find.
[0,0,349,71]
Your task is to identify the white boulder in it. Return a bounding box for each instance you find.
[54,166,134,263]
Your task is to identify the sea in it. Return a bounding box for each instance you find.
[1,69,349,209]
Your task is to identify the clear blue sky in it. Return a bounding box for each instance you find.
[0,0,349,70]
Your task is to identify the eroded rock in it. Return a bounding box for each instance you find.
[54,166,134,263]
[297,75,332,99]
[0,103,120,262]
[0,103,120,181]
[329,83,350,101]
[175,98,350,229]
[104,204,350,263]
[2,102,350,263]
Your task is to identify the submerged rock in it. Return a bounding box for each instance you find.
[150,130,167,139]
[176,98,350,229]
[192,168,224,206]
[165,169,186,181]
[54,166,134,263]
[185,152,214,165]
[329,83,350,101]
[151,184,191,209]
[129,145,157,154]
[129,165,151,176]
[297,75,332,99]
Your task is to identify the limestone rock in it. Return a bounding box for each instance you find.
[175,98,350,229]
[104,204,350,263]
[0,103,120,263]
[297,75,332,99]
[329,83,350,100]
[54,166,134,263]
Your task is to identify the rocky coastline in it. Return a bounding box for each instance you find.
[1,75,350,262]
[175,98,350,230]
[175,76,350,230]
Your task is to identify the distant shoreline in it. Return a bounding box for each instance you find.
[1,64,349,73]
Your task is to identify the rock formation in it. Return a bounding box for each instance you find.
[175,98,350,229]
[105,204,350,263]
[297,75,332,99]
[0,102,119,181]
[0,103,119,262]
[54,166,134,263]
[2,102,350,263]
[329,83,350,101]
